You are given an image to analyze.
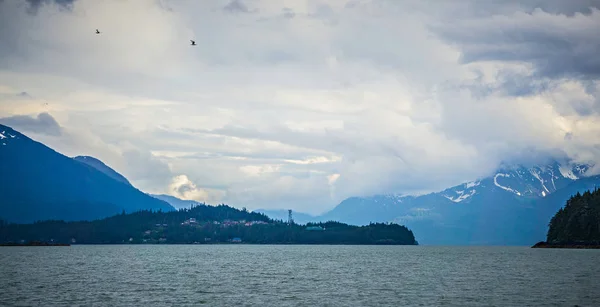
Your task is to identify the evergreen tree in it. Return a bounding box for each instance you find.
[546,188,600,244]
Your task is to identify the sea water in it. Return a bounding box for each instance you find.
[1,245,598,306]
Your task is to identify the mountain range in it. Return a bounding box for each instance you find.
[258,160,600,245]
[71,157,197,210]
[3,123,599,246]
[0,124,174,223]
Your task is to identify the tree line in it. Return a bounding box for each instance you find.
[0,204,417,245]
[546,188,600,244]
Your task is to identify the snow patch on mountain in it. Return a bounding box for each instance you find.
[440,180,481,203]
[444,189,477,202]
[573,164,590,176]
[0,130,18,146]
[559,165,579,180]
[549,169,557,190]
[494,173,522,196]
[530,168,550,193]
[382,193,409,203]
[465,181,480,189]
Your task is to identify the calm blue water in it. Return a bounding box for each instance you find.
[1,245,598,306]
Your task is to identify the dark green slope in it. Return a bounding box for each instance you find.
[546,188,600,244]
[0,204,417,245]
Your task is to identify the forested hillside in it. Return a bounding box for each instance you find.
[0,204,417,245]
[546,189,600,244]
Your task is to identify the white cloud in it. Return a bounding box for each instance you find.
[168,174,225,203]
[0,0,599,215]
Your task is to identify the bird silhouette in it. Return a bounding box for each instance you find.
[190,40,196,46]
[96,29,101,34]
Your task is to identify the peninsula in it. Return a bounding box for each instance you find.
[0,204,417,245]
[532,188,600,249]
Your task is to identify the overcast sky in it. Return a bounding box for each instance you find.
[1,0,599,214]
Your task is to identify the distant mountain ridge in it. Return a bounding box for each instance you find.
[149,194,204,210]
[67,161,201,211]
[259,160,600,245]
[0,124,174,223]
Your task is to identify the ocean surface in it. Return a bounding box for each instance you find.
[1,245,599,306]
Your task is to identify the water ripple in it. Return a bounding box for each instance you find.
[0,245,599,306]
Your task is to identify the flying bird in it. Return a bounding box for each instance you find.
[190,40,196,46]
[96,29,101,34]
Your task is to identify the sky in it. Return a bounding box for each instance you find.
[0,0,599,214]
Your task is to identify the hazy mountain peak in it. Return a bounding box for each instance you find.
[149,194,204,210]
[299,159,600,245]
[489,160,593,198]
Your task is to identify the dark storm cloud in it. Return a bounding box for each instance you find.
[496,72,552,97]
[431,0,600,97]
[439,17,600,80]
[24,0,77,14]
[0,112,62,136]
[459,70,555,98]
[440,0,600,18]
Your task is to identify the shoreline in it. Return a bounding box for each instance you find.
[1,242,417,246]
[531,241,600,249]
[0,242,70,247]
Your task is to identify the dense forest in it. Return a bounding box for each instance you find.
[0,204,417,245]
[544,188,600,245]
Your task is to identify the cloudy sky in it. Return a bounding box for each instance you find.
[1,0,599,214]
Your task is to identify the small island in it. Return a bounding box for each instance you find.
[532,188,600,249]
[0,204,417,245]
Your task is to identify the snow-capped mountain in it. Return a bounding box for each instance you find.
[440,161,591,202]
[290,160,600,245]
